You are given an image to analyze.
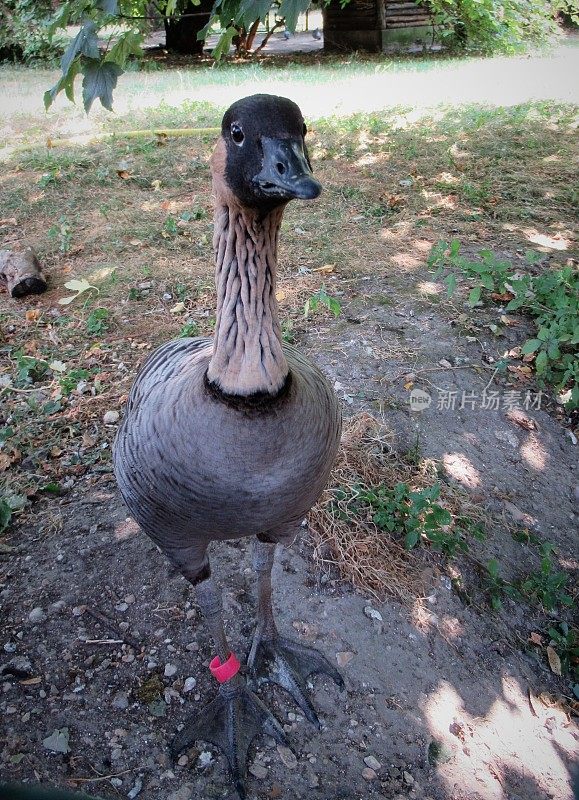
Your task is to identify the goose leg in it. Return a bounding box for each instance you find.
[171,572,286,800]
[247,539,345,728]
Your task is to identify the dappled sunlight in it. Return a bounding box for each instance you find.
[88,265,116,283]
[379,222,413,241]
[525,229,571,250]
[520,433,549,471]
[417,280,442,297]
[424,678,577,800]
[442,452,481,488]
[390,252,423,271]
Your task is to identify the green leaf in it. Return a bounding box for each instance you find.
[445,273,457,297]
[278,0,311,31]
[212,26,237,60]
[535,350,548,374]
[82,60,124,112]
[62,21,99,76]
[521,338,542,355]
[468,285,482,306]
[106,30,144,64]
[44,59,80,109]
[404,529,420,549]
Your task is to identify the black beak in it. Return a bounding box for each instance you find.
[254,137,322,201]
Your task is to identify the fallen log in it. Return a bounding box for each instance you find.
[0,248,47,298]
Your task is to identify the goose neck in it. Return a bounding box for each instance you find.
[207,203,289,397]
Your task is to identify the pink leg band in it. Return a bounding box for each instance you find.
[209,653,241,683]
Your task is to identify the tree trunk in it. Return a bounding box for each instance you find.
[164,0,214,55]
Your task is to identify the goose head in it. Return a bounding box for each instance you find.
[213,94,322,211]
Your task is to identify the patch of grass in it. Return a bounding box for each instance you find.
[518,542,574,612]
[428,240,579,408]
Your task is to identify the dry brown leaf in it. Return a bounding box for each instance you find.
[19,676,41,686]
[404,381,414,390]
[117,170,131,180]
[275,290,287,301]
[0,453,12,471]
[491,291,514,302]
[0,217,17,226]
[25,309,41,322]
[546,646,562,676]
[500,315,518,326]
[82,433,97,448]
[312,264,335,274]
[506,409,537,431]
[529,632,543,646]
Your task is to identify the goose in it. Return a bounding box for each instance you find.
[113,93,343,798]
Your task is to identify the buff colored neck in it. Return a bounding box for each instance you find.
[207,149,289,397]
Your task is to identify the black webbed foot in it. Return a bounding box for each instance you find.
[171,681,287,800]
[248,634,345,728]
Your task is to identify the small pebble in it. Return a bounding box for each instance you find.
[164,664,178,678]
[362,767,377,780]
[249,763,267,779]
[336,651,354,667]
[403,771,415,785]
[103,410,120,424]
[183,677,197,693]
[112,691,129,710]
[363,606,383,622]
[28,607,46,624]
[198,751,212,768]
[276,745,297,769]
[177,755,188,767]
[115,602,129,612]
[364,755,382,771]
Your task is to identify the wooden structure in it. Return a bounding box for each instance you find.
[323,0,432,51]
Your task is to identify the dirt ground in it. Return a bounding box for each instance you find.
[2,261,578,799]
[0,56,578,800]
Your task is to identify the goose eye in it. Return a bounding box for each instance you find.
[302,123,307,137]
[231,124,244,145]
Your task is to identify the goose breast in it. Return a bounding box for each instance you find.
[114,338,341,552]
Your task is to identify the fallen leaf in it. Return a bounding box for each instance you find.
[546,646,562,676]
[500,315,518,326]
[0,217,17,226]
[312,264,335,273]
[117,169,131,179]
[20,676,41,686]
[0,453,12,471]
[170,302,185,314]
[275,290,287,301]
[506,409,537,431]
[404,381,414,390]
[129,239,142,246]
[48,360,66,373]
[529,632,543,646]
[490,291,514,302]
[82,432,97,448]
[151,179,161,190]
[42,727,70,754]
[25,309,40,322]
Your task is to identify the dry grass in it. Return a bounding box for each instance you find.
[309,413,424,603]
[309,413,490,603]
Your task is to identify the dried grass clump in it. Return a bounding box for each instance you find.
[309,413,427,604]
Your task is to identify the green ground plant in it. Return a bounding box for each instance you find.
[428,240,579,408]
[332,480,484,557]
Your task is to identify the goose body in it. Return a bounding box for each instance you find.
[115,338,340,567]
[112,94,343,798]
